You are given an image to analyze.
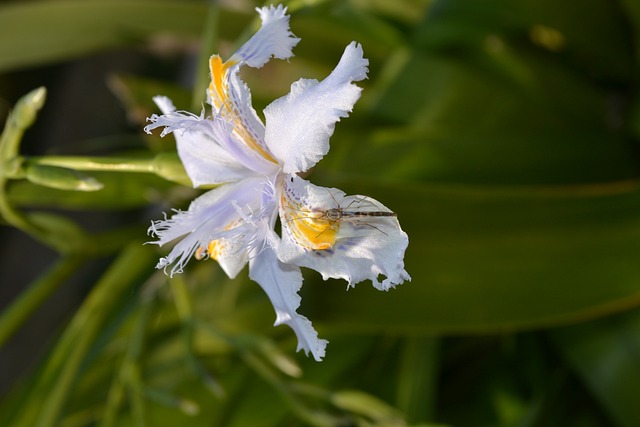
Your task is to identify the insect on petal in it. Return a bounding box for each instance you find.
[278,175,411,291]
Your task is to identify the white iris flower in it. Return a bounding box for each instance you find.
[145,5,410,361]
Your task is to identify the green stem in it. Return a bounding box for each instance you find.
[0,255,85,348]
[26,153,190,186]
[0,88,47,234]
[0,87,46,161]
[0,181,34,232]
[27,156,156,174]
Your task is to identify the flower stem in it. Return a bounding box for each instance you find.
[0,87,47,234]
[26,152,190,185]
[0,87,46,161]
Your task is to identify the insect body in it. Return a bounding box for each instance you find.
[319,199,397,239]
[281,190,397,251]
[324,206,397,222]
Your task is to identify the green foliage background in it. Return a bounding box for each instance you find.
[1,0,640,426]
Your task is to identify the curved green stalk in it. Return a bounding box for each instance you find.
[26,152,190,186]
[0,87,47,234]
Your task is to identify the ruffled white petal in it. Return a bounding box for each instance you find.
[207,5,298,166]
[278,176,410,290]
[147,6,408,362]
[231,5,300,68]
[146,96,277,184]
[264,42,369,174]
[148,177,266,277]
[219,67,272,160]
[152,95,176,115]
[249,245,328,361]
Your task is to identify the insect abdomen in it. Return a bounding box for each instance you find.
[343,211,397,218]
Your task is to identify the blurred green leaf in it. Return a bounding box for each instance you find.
[418,0,634,80]
[307,178,640,334]
[331,389,403,422]
[396,337,439,423]
[108,74,191,126]
[26,211,88,253]
[620,0,640,62]
[291,4,404,65]
[0,0,250,72]
[0,243,157,427]
[350,0,430,25]
[361,49,636,185]
[352,0,637,188]
[0,255,85,348]
[551,310,640,427]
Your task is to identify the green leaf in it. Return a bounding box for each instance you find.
[356,0,637,187]
[550,310,640,427]
[417,0,634,80]
[620,0,640,62]
[0,0,250,72]
[108,74,191,127]
[331,389,403,422]
[26,211,88,253]
[306,178,640,334]
[0,255,85,348]
[395,337,439,423]
[1,243,157,427]
[361,49,636,185]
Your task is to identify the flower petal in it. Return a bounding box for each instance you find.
[232,5,300,68]
[249,245,328,361]
[148,177,267,277]
[208,57,273,162]
[278,175,410,291]
[207,5,299,167]
[145,96,276,185]
[264,42,369,174]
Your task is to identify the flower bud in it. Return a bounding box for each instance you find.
[25,164,103,191]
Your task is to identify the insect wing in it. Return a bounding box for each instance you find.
[332,194,399,238]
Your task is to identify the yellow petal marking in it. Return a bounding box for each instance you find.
[194,219,239,261]
[280,195,338,250]
[208,55,276,163]
[195,240,225,261]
